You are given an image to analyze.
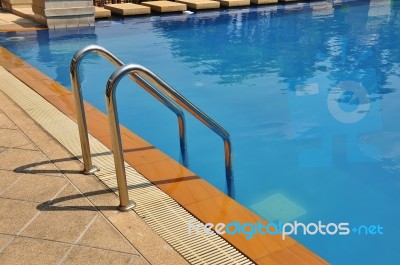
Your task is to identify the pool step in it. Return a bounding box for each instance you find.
[104,3,151,16]
[176,0,220,10]
[215,0,250,7]
[142,1,187,13]
[94,6,111,18]
[251,193,306,223]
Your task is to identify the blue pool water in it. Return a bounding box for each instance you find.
[1,0,399,263]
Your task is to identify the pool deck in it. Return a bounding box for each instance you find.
[0,13,186,265]
[0,10,44,32]
[0,11,329,265]
[0,74,189,264]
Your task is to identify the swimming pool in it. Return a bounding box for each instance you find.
[1,0,399,263]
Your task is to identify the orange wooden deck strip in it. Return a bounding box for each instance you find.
[0,46,329,265]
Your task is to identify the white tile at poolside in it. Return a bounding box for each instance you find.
[251,193,306,223]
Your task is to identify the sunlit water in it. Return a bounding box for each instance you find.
[1,0,399,263]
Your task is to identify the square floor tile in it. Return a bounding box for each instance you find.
[0,198,38,234]
[49,183,94,210]
[0,148,47,171]
[0,170,21,194]
[0,237,69,264]
[20,209,97,244]
[0,234,13,251]
[78,215,135,253]
[62,246,135,265]
[0,112,17,130]
[2,173,68,203]
[0,128,33,149]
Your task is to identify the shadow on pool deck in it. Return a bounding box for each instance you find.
[0,9,44,32]
[0,89,189,265]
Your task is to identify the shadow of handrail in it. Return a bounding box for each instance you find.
[13,146,155,175]
[36,175,199,212]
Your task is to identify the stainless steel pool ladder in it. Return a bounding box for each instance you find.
[70,45,234,211]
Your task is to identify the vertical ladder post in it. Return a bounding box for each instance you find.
[70,52,99,175]
[105,66,139,211]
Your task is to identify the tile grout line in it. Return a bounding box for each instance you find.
[0,131,37,149]
[0,232,141,256]
[11,142,39,151]
[73,213,99,245]
[127,253,146,265]
[14,211,40,236]
[55,172,154,265]
[16,120,154,265]
[0,174,24,197]
[43,152,152,261]
[0,112,40,195]
[56,213,99,265]
[31,132,154,264]
[0,145,38,151]
[56,244,77,265]
[16,182,70,236]
[0,104,40,199]
[0,236,16,254]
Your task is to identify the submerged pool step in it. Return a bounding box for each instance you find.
[251,193,306,223]
[104,3,151,16]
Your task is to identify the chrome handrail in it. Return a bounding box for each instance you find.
[70,45,234,212]
[106,64,235,198]
[70,45,189,211]
[70,44,188,173]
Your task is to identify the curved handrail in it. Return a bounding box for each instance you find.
[70,45,188,176]
[106,64,235,198]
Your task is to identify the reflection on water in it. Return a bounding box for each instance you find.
[0,27,98,87]
[147,2,400,264]
[37,28,99,87]
[151,0,399,95]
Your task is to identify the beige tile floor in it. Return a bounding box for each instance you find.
[0,89,188,264]
[0,10,42,31]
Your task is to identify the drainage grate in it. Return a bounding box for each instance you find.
[0,67,254,265]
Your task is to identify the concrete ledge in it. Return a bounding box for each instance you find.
[176,0,219,10]
[31,0,94,28]
[0,10,43,31]
[34,14,95,28]
[215,0,250,7]
[94,6,111,18]
[1,0,32,12]
[141,1,186,13]
[10,7,35,20]
[4,0,32,5]
[32,4,45,16]
[44,6,94,17]
[104,3,150,16]
[250,0,277,4]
